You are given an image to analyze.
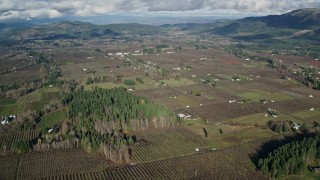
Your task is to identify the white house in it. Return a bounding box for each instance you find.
[228,100,236,103]
[293,122,301,130]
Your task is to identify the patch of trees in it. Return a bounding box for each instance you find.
[258,136,320,178]
[33,121,80,152]
[267,120,295,133]
[61,80,82,94]
[156,44,169,49]
[0,79,42,98]
[12,140,31,153]
[35,53,61,85]
[124,79,135,86]
[201,77,216,87]
[62,87,180,162]
[190,90,203,96]
[194,44,208,50]
[136,77,144,84]
[143,48,155,54]
[85,74,123,85]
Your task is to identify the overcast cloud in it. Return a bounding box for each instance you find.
[0,0,319,21]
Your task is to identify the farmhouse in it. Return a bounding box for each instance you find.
[1,115,16,125]
[293,122,301,130]
[228,100,236,103]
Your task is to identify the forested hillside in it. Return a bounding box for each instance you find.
[258,136,320,178]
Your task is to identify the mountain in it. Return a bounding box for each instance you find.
[2,21,159,40]
[211,8,320,38]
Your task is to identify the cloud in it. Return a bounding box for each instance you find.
[0,0,319,21]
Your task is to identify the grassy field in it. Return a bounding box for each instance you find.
[159,78,194,86]
[292,108,320,124]
[38,108,68,130]
[0,100,26,116]
[227,113,271,125]
[238,90,292,102]
[25,101,49,111]
[0,99,17,105]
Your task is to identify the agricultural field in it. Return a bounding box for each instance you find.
[1,11,320,179]
[0,131,39,149]
[0,148,110,180]
[130,127,207,162]
[30,151,267,180]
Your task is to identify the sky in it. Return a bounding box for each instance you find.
[0,0,319,22]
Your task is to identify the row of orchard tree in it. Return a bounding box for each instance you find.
[258,136,320,179]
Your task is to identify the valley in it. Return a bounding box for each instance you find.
[0,8,320,180]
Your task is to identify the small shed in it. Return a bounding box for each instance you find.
[177,113,185,118]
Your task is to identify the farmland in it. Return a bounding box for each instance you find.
[1,10,320,179]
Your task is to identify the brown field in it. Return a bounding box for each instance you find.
[5,148,110,180]
[131,127,207,162]
[33,152,267,180]
[0,65,40,85]
[0,131,39,150]
[187,102,266,122]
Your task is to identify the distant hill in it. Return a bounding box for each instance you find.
[2,21,160,40]
[211,8,320,38]
[243,8,320,29]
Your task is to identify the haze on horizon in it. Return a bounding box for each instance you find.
[0,0,320,24]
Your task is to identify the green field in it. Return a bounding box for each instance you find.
[38,109,68,130]
[0,105,16,116]
[25,101,49,111]
[159,78,194,87]
[41,92,61,101]
[227,113,271,125]
[292,108,320,124]
[0,99,17,105]
[207,127,276,149]
[238,90,292,102]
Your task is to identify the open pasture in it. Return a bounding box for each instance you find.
[238,90,292,102]
[38,109,67,130]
